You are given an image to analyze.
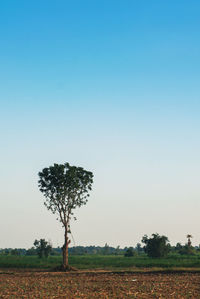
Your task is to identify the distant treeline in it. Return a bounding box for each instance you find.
[0,244,132,256]
[1,242,200,257]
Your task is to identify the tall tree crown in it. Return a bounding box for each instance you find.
[38,162,93,225]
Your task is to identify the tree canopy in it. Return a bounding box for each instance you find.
[142,233,170,258]
[34,239,52,258]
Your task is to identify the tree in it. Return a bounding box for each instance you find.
[186,234,192,247]
[179,244,196,255]
[38,162,93,270]
[11,249,20,256]
[26,247,37,256]
[141,233,170,258]
[115,245,121,255]
[102,243,110,255]
[136,243,143,254]
[174,242,183,253]
[34,239,52,258]
[175,242,182,250]
[124,247,136,257]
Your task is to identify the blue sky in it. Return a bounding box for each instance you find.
[0,0,200,248]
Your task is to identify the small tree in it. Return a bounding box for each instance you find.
[186,234,192,247]
[142,233,170,258]
[103,243,110,255]
[124,247,136,257]
[26,247,37,256]
[11,249,20,256]
[38,162,93,270]
[115,245,121,255]
[179,244,196,255]
[175,242,182,251]
[136,243,143,254]
[34,239,52,258]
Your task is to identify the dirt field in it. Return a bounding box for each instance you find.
[0,270,200,298]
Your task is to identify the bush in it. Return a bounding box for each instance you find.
[179,245,196,255]
[124,247,136,257]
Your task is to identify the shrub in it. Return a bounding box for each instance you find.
[124,247,136,257]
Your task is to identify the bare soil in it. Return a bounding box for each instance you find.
[0,270,200,298]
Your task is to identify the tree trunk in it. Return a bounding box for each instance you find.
[62,227,69,270]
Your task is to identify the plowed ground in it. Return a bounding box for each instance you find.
[0,271,200,298]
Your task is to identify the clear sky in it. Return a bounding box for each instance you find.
[0,0,200,249]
